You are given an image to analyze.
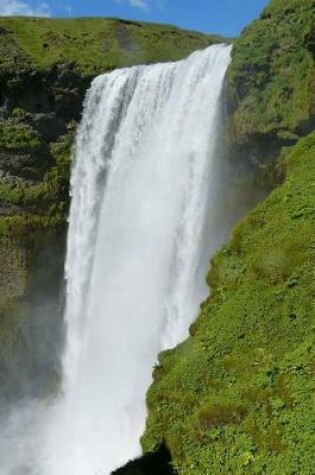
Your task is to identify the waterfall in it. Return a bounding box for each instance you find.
[14,44,231,475]
[40,44,232,475]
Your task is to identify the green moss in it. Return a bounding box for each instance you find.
[0,129,73,232]
[142,132,315,474]
[0,121,42,150]
[0,17,224,76]
[228,0,315,143]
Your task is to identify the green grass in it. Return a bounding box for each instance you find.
[0,129,73,238]
[142,132,315,474]
[228,0,315,144]
[0,17,224,75]
[0,121,42,150]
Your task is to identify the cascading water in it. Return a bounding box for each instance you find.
[0,44,232,475]
[43,44,232,475]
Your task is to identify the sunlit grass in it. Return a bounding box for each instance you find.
[143,132,315,473]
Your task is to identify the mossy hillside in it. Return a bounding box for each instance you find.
[228,0,315,158]
[0,17,224,76]
[0,124,73,236]
[0,121,42,150]
[0,115,51,180]
[0,128,72,211]
[142,132,315,474]
[0,127,72,398]
[0,120,68,398]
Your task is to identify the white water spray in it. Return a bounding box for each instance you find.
[0,45,232,475]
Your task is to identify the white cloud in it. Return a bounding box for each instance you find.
[118,0,166,11]
[0,0,51,16]
[129,0,147,9]
[64,4,73,16]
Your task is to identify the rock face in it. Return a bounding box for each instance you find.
[0,18,221,399]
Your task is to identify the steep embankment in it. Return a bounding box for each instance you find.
[229,0,314,165]
[143,132,315,474]
[0,18,220,399]
[143,0,315,473]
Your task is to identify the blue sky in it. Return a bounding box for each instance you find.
[0,0,269,36]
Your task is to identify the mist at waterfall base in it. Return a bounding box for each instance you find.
[0,44,264,475]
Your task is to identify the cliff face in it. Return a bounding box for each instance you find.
[0,19,220,399]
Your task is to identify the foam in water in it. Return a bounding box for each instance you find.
[0,44,232,475]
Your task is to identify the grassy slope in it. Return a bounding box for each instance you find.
[0,17,223,75]
[143,132,315,474]
[228,0,315,145]
[0,130,73,237]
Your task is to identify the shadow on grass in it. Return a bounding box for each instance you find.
[112,442,176,475]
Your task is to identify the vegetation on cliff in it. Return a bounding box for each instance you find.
[228,0,315,163]
[143,131,315,474]
[0,126,73,236]
[0,17,223,75]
